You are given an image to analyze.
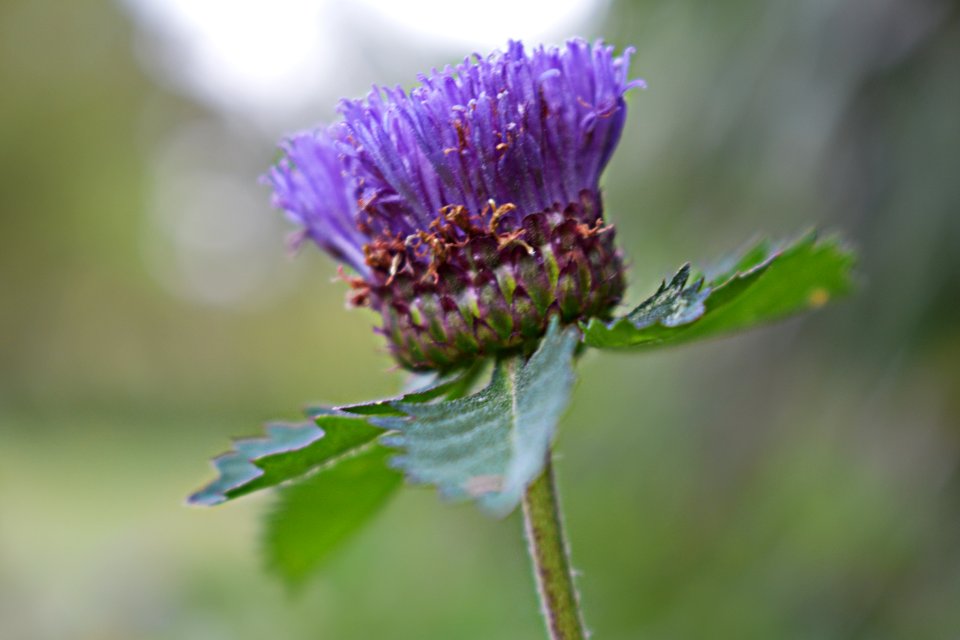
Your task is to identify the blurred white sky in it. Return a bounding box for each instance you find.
[122,0,605,127]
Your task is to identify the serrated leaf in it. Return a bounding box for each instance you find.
[263,445,402,587]
[581,232,855,350]
[624,263,710,329]
[322,360,488,417]
[189,371,476,506]
[377,318,579,517]
[188,417,383,506]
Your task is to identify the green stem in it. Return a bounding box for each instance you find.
[522,454,587,640]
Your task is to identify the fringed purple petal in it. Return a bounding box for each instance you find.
[265,38,642,271]
[264,131,369,275]
[335,38,641,240]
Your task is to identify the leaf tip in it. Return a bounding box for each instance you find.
[186,489,226,507]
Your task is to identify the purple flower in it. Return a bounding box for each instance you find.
[266,39,642,370]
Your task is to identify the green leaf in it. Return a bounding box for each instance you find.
[188,417,383,506]
[327,360,488,417]
[378,318,580,517]
[188,370,479,506]
[581,232,855,350]
[262,445,402,587]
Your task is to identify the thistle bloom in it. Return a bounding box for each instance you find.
[267,39,643,370]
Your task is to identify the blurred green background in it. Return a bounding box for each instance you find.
[2,0,958,638]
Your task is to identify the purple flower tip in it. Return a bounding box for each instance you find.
[266,38,640,274]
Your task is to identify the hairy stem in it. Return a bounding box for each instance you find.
[522,455,587,640]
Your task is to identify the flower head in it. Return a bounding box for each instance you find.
[267,38,642,370]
